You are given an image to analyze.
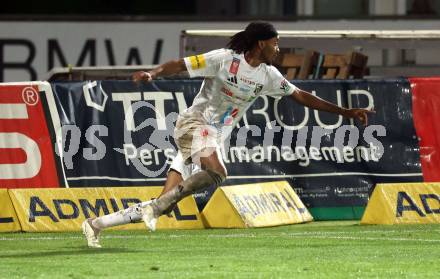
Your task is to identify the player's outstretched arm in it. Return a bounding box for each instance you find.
[290,89,374,126]
[132,58,187,83]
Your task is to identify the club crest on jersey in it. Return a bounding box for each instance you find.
[280,79,291,94]
[229,57,240,75]
[254,83,263,94]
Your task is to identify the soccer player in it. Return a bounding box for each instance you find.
[82,21,372,248]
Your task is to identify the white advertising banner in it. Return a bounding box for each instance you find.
[0,21,244,82]
[1,20,440,82]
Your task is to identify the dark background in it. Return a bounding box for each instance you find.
[1,0,439,19]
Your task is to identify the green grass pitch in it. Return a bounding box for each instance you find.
[1,221,440,278]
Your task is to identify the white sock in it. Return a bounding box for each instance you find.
[92,201,151,229]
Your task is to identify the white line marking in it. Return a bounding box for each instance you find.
[292,235,440,243]
[66,172,423,182]
[67,176,166,182]
[1,230,439,243]
[229,173,423,178]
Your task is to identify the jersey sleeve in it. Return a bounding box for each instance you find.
[184,48,230,78]
[262,66,299,98]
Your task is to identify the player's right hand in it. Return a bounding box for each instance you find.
[132,71,153,83]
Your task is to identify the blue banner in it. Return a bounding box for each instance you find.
[49,79,423,211]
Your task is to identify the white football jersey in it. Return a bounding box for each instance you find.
[183,48,298,136]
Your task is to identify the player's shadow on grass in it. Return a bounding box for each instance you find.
[0,248,141,259]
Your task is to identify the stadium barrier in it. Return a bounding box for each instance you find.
[0,182,312,232]
[2,78,440,221]
[361,182,440,224]
[9,187,203,232]
[409,78,440,182]
[0,189,21,232]
[0,82,63,189]
[202,181,313,228]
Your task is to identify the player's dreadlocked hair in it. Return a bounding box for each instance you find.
[227,21,278,54]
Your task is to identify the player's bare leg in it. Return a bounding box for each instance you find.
[161,169,184,195]
[158,169,183,216]
[142,148,226,231]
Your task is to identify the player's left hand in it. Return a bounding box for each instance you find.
[132,71,153,84]
[343,108,375,126]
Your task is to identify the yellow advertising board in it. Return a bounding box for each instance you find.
[361,182,440,224]
[202,181,313,228]
[0,189,21,232]
[9,187,204,232]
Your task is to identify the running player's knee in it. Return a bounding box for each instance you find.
[206,168,227,186]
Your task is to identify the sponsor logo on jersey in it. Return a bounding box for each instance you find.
[221,87,253,103]
[280,79,291,94]
[189,54,206,70]
[239,76,256,86]
[221,86,234,97]
[229,57,240,74]
[220,106,239,125]
[239,86,251,93]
